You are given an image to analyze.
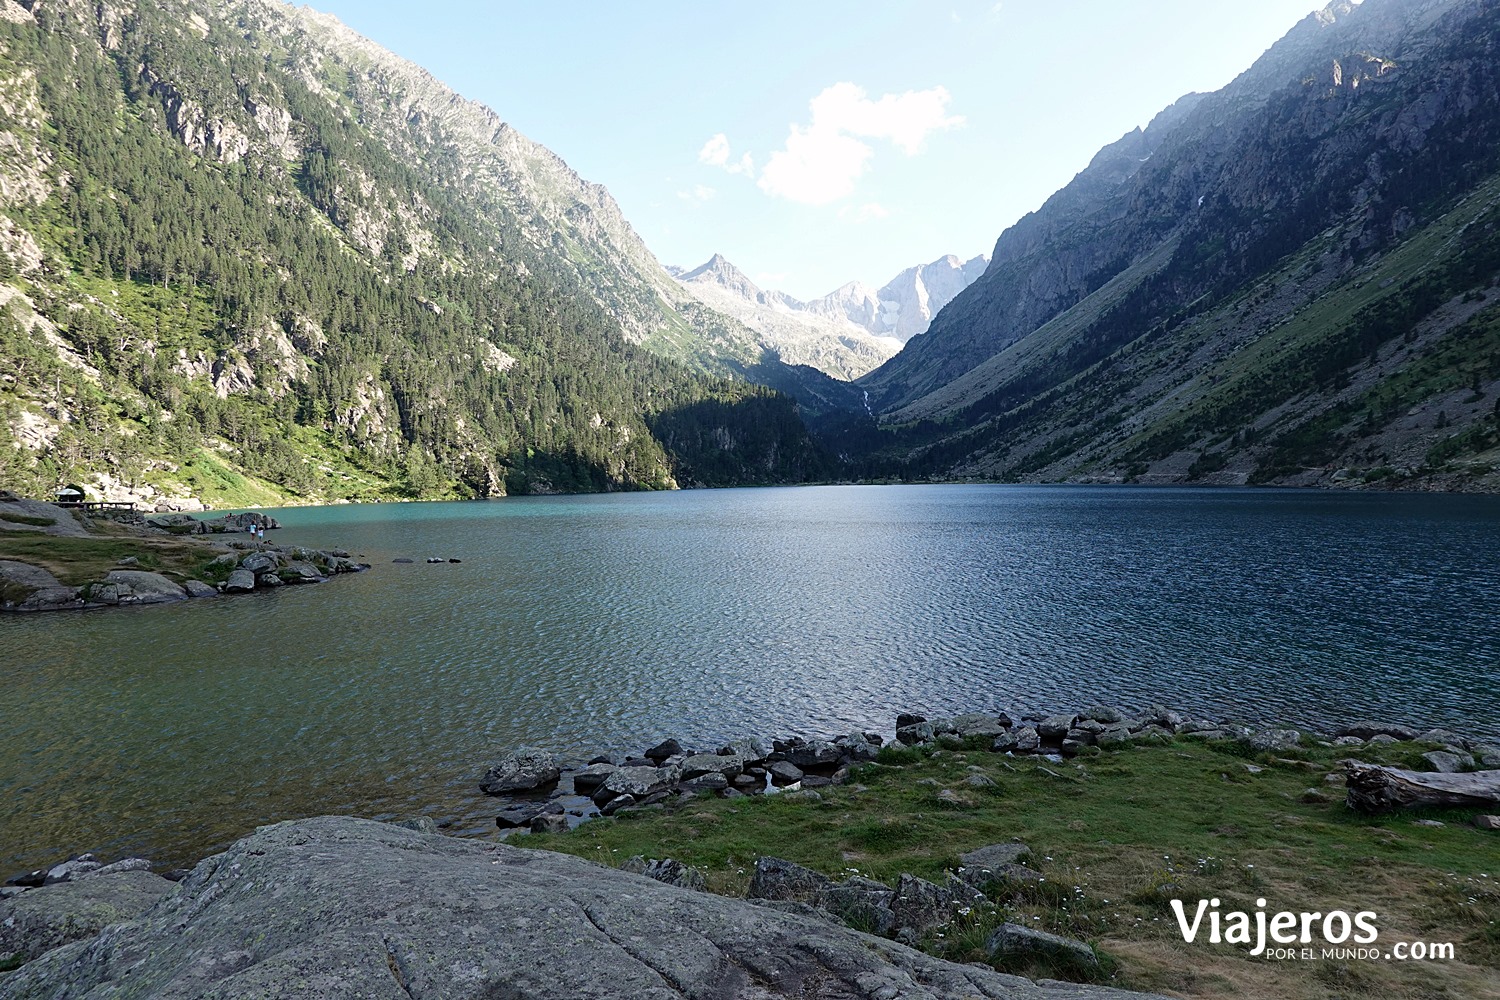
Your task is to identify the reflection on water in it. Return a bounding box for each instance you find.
[1,484,1497,873]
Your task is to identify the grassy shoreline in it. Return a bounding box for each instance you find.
[525,735,1500,999]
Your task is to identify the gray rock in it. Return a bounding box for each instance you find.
[643,738,682,762]
[960,843,1032,870]
[529,813,570,834]
[680,772,730,793]
[1422,750,1474,773]
[1474,815,1500,831]
[598,793,636,816]
[91,571,187,606]
[594,764,679,804]
[992,731,1018,752]
[239,553,278,575]
[182,580,218,599]
[41,856,99,885]
[718,736,769,764]
[1336,721,1417,742]
[890,873,954,936]
[479,747,562,795]
[1246,729,1302,752]
[986,922,1098,968]
[1011,726,1041,753]
[819,877,898,936]
[254,572,284,588]
[0,870,173,964]
[767,760,805,785]
[679,753,744,781]
[80,858,153,880]
[1080,705,1124,724]
[570,762,617,795]
[223,569,255,593]
[963,773,997,788]
[896,722,936,745]
[1,818,1166,999]
[949,713,1011,738]
[619,857,705,891]
[747,856,833,902]
[1095,724,1133,748]
[387,817,439,835]
[495,801,562,830]
[783,739,844,768]
[1037,714,1077,740]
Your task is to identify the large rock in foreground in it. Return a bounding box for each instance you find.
[0,870,173,964]
[0,817,1163,999]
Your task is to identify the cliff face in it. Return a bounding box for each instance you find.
[0,0,825,502]
[853,0,1500,492]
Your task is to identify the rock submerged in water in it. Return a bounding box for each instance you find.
[0,817,1166,999]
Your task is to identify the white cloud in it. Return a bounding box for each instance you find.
[757,83,963,205]
[677,184,716,204]
[698,133,754,175]
[839,202,890,223]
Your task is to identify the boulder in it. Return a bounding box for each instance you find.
[642,738,682,762]
[1335,721,1418,742]
[895,712,927,728]
[529,813,570,835]
[1422,751,1474,773]
[897,722,935,745]
[0,818,1162,999]
[1080,705,1124,724]
[223,569,255,593]
[1095,724,1133,748]
[0,870,173,965]
[1475,815,1500,831]
[619,857,705,891]
[986,922,1098,969]
[783,739,844,769]
[1011,726,1041,753]
[949,713,1011,738]
[680,773,730,793]
[91,571,188,606]
[1246,729,1302,752]
[495,801,562,830]
[183,580,218,599]
[598,793,637,816]
[1037,714,1077,740]
[718,736,769,764]
[960,843,1032,871]
[593,765,679,805]
[747,856,833,903]
[479,747,562,795]
[239,553,278,575]
[819,877,897,937]
[570,762,616,795]
[767,761,805,785]
[679,753,744,781]
[889,874,954,937]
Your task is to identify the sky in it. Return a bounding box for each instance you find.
[302,1,1327,301]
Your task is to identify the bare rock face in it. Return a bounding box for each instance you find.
[0,817,1166,999]
[0,870,173,966]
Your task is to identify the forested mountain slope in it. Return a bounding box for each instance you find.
[0,0,825,506]
[852,0,1500,492]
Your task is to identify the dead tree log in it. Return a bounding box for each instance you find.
[1344,762,1500,814]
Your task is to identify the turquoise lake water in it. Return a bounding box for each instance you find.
[2,484,1497,874]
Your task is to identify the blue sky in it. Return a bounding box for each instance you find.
[303,1,1327,300]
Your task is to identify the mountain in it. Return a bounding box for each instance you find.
[0,0,827,505]
[672,253,988,381]
[850,0,1500,493]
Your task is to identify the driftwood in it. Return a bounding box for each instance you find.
[1344,761,1500,814]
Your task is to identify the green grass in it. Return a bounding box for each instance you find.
[524,738,1500,999]
[0,532,225,588]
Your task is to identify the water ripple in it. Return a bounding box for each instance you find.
[1,484,1498,872]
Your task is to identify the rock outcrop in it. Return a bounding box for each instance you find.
[0,870,173,966]
[0,816,1165,999]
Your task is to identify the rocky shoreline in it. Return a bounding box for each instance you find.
[475,704,1500,835]
[0,497,369,611]
[5,704,1497,998]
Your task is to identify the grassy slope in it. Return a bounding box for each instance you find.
[527,738,1500,1000]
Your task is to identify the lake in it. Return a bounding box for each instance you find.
[2,484,1497,875]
